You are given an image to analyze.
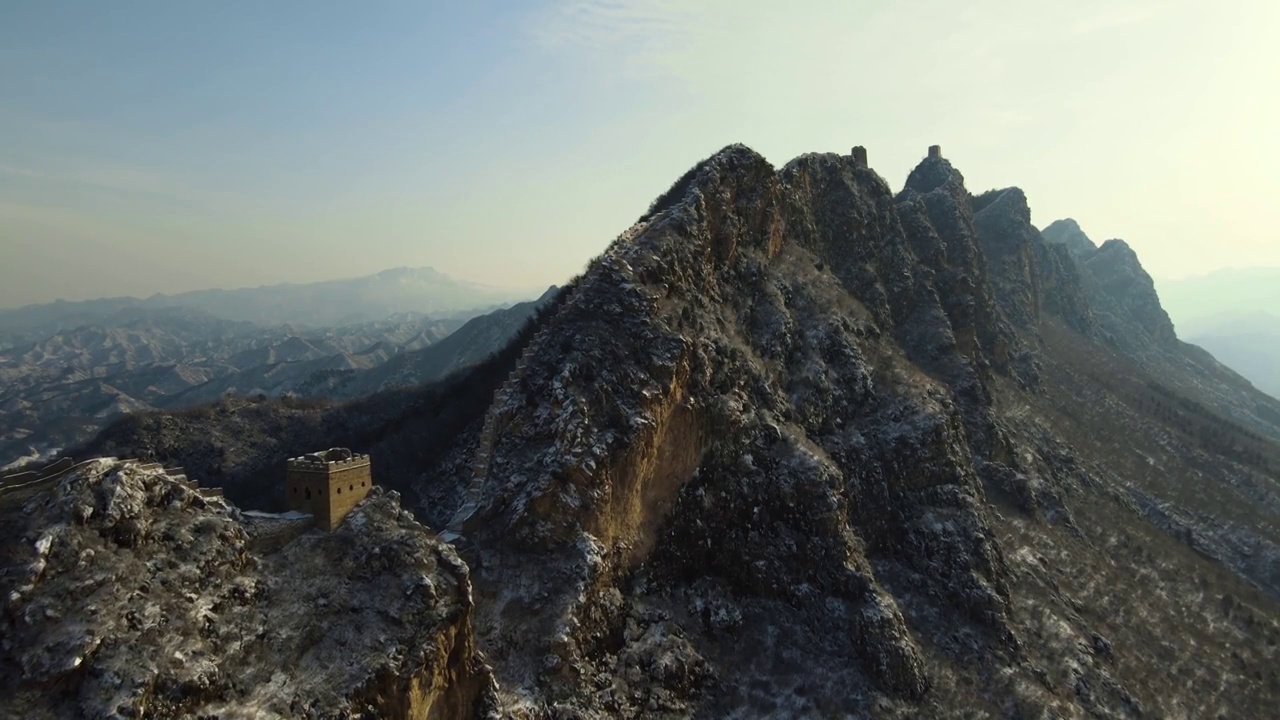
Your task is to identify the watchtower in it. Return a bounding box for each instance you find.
[928,144,942,159]
[851,146,868,168]
[285,448,373,530]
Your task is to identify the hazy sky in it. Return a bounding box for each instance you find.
[2,0,1278,308]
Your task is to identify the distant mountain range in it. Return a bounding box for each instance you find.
[0,266,530,344]
[0,287,557,468]
[1155,268,1280,398]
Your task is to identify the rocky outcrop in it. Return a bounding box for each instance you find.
[969,190,1100,339]
[1084,238,1178,347]
[436,144,1280,717]
[1041,219,1176,351]
[971,188,1042,330]
[898,153,1018,378]
[1040,218,1098,260]
[440,147,1051,716]
[0,459,494,719]
[1031,239,1102,337]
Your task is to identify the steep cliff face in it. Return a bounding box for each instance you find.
[451,148,1014,715]
[1084,238,1178,347]
[1040,217,1098,260]
[1041,221,1177,351]
[968,190,1100,340]
[437,145,1280,717]
[0,459,494,719]
[971,188,1043,331]
[898,155,1020,380]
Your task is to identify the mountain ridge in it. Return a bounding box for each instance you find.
[445,143,1280,715]
[30,143,1280,717]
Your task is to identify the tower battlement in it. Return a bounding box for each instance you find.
[284,448,373,530]
[286,452,370,472]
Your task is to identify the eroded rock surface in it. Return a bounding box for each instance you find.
[0,459,494,720]
[431,146,1280,717]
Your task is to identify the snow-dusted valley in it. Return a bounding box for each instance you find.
[0,286,556,467]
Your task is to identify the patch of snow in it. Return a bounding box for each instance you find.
[242,510,311,520]
[34,532,55,557]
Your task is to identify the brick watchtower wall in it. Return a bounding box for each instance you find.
[928,144,942,159]
[851,146,868,168]
[285,450,373,530]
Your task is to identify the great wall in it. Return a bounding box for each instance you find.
[0,455,353,551]
[0,457,223,501]
[441,337,539,542]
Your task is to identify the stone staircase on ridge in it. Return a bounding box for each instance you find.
[440,343,537,542]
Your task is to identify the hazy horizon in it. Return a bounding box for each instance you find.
[4,1,1279,308]
[0,264,549,311]
[4,258,1279,314]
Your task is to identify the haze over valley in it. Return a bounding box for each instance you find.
[1156,268,1280,398]
[0,271,556,468]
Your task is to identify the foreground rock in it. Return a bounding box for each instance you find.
[0,459,494,719]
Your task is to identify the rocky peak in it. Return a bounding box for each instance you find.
[969,188,1101,338]
[903,153,963,196]
[897,155,1026,386]
[416,141,1280,717]
[973,186,1030,221]
[1037,219,1179,351]
[1084,238,1178,346]
[971,188,1042,329]
[447,144,1047,714]
[1041,217,1098,260]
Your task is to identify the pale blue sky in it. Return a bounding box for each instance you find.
[3,1,1279,307]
